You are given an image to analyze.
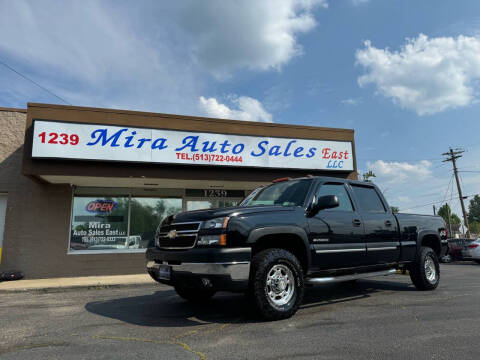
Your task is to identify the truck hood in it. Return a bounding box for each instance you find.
[167,205,296,224]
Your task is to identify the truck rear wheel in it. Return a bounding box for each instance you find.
[174,283,216,302]
[249,248,304,320]
[409,246,440,290]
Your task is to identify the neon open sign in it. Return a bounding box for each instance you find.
[85,200,117,213]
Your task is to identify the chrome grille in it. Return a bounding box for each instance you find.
[157,222,201,249]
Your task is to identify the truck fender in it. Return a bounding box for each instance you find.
[246,226,311,269]
[417,230,442,256]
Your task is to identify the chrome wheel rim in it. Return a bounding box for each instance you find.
[265,264,295,307]
[425,255,437,283]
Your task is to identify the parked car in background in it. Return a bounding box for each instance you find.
[448,238,480,263]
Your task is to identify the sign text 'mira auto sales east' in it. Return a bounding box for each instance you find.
[31,120,354,171]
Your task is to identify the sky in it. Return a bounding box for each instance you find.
[1,0,480,219]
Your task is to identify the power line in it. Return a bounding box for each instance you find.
[432,162,448,169]
[442,174,455,235]
[441,174,454,206]
[0,58,71,105]
[359,157,443,162]
[399,192,478,212]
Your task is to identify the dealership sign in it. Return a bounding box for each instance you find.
[31,120,354,171]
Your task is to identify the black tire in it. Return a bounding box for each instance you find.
[249,248,304,320]
[473,260,480,265]
[174,283,216,302]
[409,246,440,291]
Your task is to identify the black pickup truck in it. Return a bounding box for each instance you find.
[147,176,448,320]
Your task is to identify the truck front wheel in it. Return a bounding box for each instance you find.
[174,283,216,302]
[409,246,440,290]
[249,248,304,320]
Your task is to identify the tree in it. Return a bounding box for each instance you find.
[468,195,480,224]
[438,204,461,225]
[362,170,376,182]
[390,206,399,213]
[470,221,480,236]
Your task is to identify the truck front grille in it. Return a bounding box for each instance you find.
[157,222,201,249]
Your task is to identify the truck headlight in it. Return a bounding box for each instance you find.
[202,217,230,229]
[197,234,226,246]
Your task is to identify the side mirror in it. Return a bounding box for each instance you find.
[309,195,339,217]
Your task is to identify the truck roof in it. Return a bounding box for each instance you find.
[273,176,375,187]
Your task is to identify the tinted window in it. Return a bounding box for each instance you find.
[315,183,353,212]
[351,185,386,213]
[130,198,182,248]
[243,179,312,207]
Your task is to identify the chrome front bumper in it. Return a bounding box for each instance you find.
[146,260,250,282]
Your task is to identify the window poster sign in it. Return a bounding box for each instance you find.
[69,196,183,252]
[32,120,354,171]
[70,197,130,251]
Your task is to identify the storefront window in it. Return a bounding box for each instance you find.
[186,200,216,211]
[219,200,238,208]
[70,196,129,252]
[129,198,182,248]
[69,187,245,253]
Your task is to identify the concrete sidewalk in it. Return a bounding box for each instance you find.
[0,274,155,292]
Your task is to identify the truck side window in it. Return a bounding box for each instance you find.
[351,185,386,213]
[315,183,353,212]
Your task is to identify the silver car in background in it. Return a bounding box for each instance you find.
[463,238,480,264]
[448,238,480,264]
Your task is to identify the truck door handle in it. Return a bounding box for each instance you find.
[385,220,392,227]
[353,219,362,226]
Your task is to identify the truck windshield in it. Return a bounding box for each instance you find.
[241,179,312,207]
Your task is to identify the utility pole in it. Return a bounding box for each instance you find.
[433,205,436,215]
[442,148,470,238]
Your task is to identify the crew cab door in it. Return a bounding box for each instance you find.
[307,182,366,269]
[349,184,400,265]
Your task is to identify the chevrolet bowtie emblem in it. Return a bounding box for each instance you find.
[167,230,177,239]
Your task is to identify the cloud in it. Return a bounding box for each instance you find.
[352,0,370,5]
[397,196,411,203]
[365,148,480,214]
[177,0,327,76]
[0,1,326,114]
[341,98,362,106]
[356,34,480,115]
[198,95,273,123]
[0,1,202,113]
[366,160,432,184]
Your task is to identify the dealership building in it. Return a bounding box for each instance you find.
[0,103,357,279]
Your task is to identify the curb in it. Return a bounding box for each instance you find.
[0,281,158,294]
[0,274,158,293]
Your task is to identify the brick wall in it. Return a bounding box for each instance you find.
[0,109,145,278]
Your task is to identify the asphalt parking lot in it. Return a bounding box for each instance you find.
[1,262,480,360]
